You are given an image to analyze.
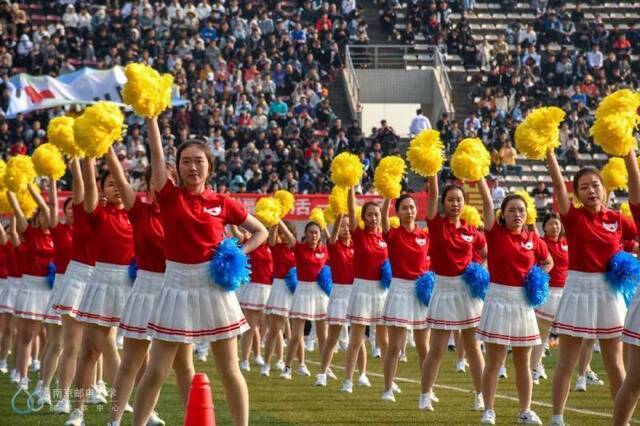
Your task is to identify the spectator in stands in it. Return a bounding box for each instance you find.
[587,44,604,69]
[491,178,507,206]
[531,181,552,216]
[409,109,431,137]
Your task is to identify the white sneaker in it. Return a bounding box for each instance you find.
[305,338,315,352]
[517,409,542,425]
[399,351,408,363]
[297,364,311,376]
[340,379,353,393]
[254,355,265,366]
[18,376,28,391]
[549,415,566,425]
[10,368,19,383]
[86,387,107,405]
[538,365,548,380]
[40,387,52,405]
[107,421,120,426]
[280,367,292,380]
[239,360,251,372]
[418,393,434,411]
[0,359,7,373]
[372,347,381,358]
[586,370,604,386]
[55,398,71,414]
[117,335,124,350]
[34,379,44,396]
[593,340,601,353]
[259,365,270,377]
[339,340,348,351]
[429,391,439,403]
[381,389,396,402]
[147,411,166,426]
[480,409,496,424]
[391,382,401,393]
[575,375,587,392]
[532,370,540,385]
[314,373,327,387]
[30,359,41,372]
[275,360,285,372]
[498,366,508,379]
[326,368,337,380]
[196,350,208,362]
[64,408,85,426]
[456,358,468,373]
[357,373,371,387]
[124,403,134,413]
[97,380,108,397]
[474,392,485,411]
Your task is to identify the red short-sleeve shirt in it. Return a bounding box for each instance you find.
[385,226,430,280]
[351,227,388,280]
[50,223,73,273]
[486,224,549,287]
[88,203,134,265]
[427,216,485,276]
[23,226,55,276]
[0,242,7,279]
[271,243,296,279]
[472,231,487,264]
[157,180,248,264]
[328,240,354,285]
[294,242,328,282]
[562,204,637,273]
[543,236,569,288]
[71,203,95,266]
[127,197,166,273]
[249,243,273,285]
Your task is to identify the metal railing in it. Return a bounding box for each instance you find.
[343,48,361,123]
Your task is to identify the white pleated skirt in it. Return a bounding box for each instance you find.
[13,275,54,322]
[119,270,165,340]
[0,278,17,313]
[427,275,483,330]
[327,284,353,325]
[148,261,249,343]
[346,278,388,325]
[76,262,132,328]
[552,271,626,339]
[534,287,563,322]
[50,261,94,317]
[477,283,541,347]
[238,282,272,311]
[264,278,293,317]
[383,278,429,330]
[42,273,63,325]
[623,287,640,346]
[289,281,329,321]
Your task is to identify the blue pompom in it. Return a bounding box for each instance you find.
[210,238,251,291]
[462,262,490,300]
[128,259,138,284]
[285,267,298,294]
[380,259,392,289]
[523,265,550,307]
[46,262,56,289]
[606,251,640,305]
[317,265,332,296]
[415,271,435,306]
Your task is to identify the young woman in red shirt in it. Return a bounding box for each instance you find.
[0,221,15,374]
[546,150,636,426]
[477,178,553,425]
[133,117,267,426]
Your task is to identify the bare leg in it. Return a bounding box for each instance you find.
[110,338,150,422]
[319,324,341,373]
[40,323,63,388]
[599,337,626,398]
[284,319,305,367]
[211,337,249,426]
[383,326,405,391]
[344,325,366,382]
[58,316,84,400]
[173,343,195,406]
[481,343,508,411]
[551,335,582,417]
[263,315,284,367]
[461,328,484,393]
[240,309,263,363]
[613,344,640,425]
[414,328,430,369]
[512,346,533,411]
[577,338,595,376]
[420,329,449,394]
[531,318,552,370]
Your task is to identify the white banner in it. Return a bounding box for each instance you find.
[4,66,187,118]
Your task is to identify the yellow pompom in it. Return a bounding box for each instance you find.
[323,206,337,225]
[460,204,483,228]
[407,129,444,177]
[0,191,10,214]
[451,138,491,182]
[5,155,36,193]
[620,202,632,218]
[32,143,66,180]
[73,102,126,158]
[571,194,583,208]
[389,216,400,229]
[254,197,281,227]
[355,205,365,230]
[0,159,6,191]
[16,189,38,219]
[328,185,348,215]
[601,157,628,192]
[274,190,294,218]
[589,89,640,156]
[373,156,406,199]
[47,116,82,157]
[122,63,174,118]
[515,106,565,160]
[309,207,327,229]
[514,190,537,225]
[330,152,363,188]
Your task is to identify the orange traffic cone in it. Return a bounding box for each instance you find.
[184,373,216,426]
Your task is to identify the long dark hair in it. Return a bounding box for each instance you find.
[441,184,465,206]
[394,193,415,212]
[498,194,527,226]
[176,139,215,184]
[361,201,380,220]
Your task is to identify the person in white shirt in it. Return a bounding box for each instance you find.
[409,109,431,136]
[491,179,506,206]
[586,45,603,69]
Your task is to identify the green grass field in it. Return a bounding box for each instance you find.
[1,344,637,425]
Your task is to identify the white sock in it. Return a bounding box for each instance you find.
[551,414,563,423]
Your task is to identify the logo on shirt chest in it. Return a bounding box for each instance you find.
[521,241,534,251]
[460,234,474,243]
[315,252,326,259]
[415,237,427,246]
[203,206,222,217]
[378,240,388,248]
[602,222,618,233]
[561,244,569,252]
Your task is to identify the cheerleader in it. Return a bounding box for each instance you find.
[5,218,25,383]
[104,148,175,426]
[7,185,55,391]
[420,179,486,412]
[476,179,552,425]
[315,214,368,386]
[546,150,636,426]
[0,222,15,374]
[279,221,329,379]
[381,194,430,402]
[64,157,134,426]
[341,188,389,393]
[132,118,267,426]
[613,152,640,425]
[48,158,95,414]
[262,221,299,376]
[528,213,565,386]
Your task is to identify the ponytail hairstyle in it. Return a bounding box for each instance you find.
[175,139,215,184]
[361,201,380,220]
[440,184,465,206]
[394,193,415,212]
[498,193,527,226]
